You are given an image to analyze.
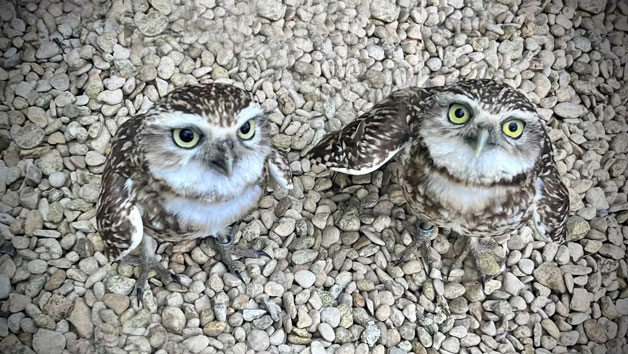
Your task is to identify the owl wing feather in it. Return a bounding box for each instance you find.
[268,148,293,189]
[307,87,435,175]
[97,117,146,261]
[531,137,570,243]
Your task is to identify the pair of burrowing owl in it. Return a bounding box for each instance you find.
[97,83,292,302]
[98,79,570,302]
[308,79,569,281]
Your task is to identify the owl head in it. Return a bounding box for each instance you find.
[140,83,272,196]
[419,80,547,185]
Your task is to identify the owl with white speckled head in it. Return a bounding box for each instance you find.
[308,79,569,279]
[97,83,293,302]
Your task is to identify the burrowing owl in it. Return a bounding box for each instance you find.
[97,83,292,302]
[308,79,569,280]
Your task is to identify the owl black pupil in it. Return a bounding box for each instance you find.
[179,129,194,142]
[240,122,250,134]
[455,108,465,118]
[508,122,518,132]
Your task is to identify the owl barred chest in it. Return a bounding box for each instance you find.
[138,173,267,243]
[399,142,537,238]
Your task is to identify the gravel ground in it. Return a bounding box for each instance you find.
[0,0,627,353]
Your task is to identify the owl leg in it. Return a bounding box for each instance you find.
[214,226,269,282]
[214,232,246,281]
[122,256,182,305]
[395,221,437,270]
[447,237,503,284]
[121,237,182,306]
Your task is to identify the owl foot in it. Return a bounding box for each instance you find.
[121,255,182,306]
[230,247,271,259]
[214,230,269,283]
[447,237,503,284]
[395,221,437,271]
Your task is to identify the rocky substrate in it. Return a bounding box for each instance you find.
[0,0,627,353]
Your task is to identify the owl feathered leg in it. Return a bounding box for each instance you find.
[395,221,438,271]
[212,226,270,282]
[447,236,504,284]
[120,237,182,306]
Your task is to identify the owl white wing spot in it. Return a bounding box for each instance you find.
[114,205,144,261]
[330,146,403,175]
[124,179,133,192]
[531,177,548,239]
[268,149,293,189]
[269,162,293,189]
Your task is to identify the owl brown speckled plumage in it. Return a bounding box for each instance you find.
[308,79,569,279]
[97,83,292,302]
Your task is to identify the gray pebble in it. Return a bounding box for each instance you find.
[32,329,66,354]
[247,329,270,351]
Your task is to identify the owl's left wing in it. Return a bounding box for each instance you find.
[268,149,293,189]
[97,116,146,261]
[531,140,570,243]
[307,87,434,175]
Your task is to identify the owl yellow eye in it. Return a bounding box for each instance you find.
[502,119,525,139]
[172,128,200,148]
[237,119,256,140]
[448,104,471,124]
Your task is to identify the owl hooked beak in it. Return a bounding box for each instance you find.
[211,140,236,177]
[474,128,490,157]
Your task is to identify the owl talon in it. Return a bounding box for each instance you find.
[222,258,247,283]
[120,251,180,306]
[170,273,182,285]
[395,243,421,267]
[480,275,488,288]
[135,287,143,307]
[235,270,246,283]
[257,250,271,258]
[213,235,251,281]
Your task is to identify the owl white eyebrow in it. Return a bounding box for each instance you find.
[500,109,536,123]
[157,109,262,134]
[237,104,264,125]
[436,93,477,110]
[158,112,213,130]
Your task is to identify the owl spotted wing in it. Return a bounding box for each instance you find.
[268,148,293,189]
[97,117,145,261]
[307,87,434,175]
[531,138,570,243]
[97,174,144,261]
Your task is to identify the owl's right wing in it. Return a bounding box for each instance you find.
[97,173,144,261]
[531,139,570,243]
[307,87,434,175]
[97,117,145,261]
